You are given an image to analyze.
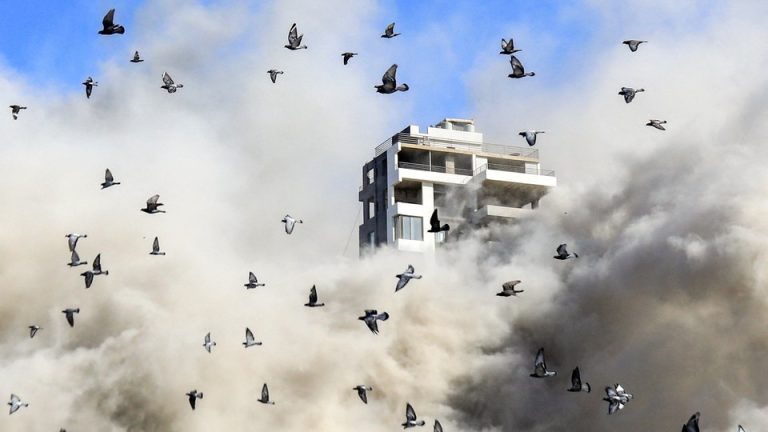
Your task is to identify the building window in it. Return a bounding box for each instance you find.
[368,231,375,246]
[366,168,374,185]
[368,201,375,219]
[434,231,446,243]
[395,215,423,241]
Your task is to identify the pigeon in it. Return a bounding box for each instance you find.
[342,52,358,65]
[130,51,144,63]
[359,309,389,334]
[99,9,125,35]
[202,332,216,353]
[519,130,544,146]
[62,308,80,327]
[82,77,98,99]
[508,55,535,78]
[9,105,26,120]
[553,244,578,260]
[244,272,265,289]
[161,72,183,93]
[428,208,449,233]
[497,280,524,297]
[80,254,107,288]
[395,265,422,292]
[603,384,633,414]
[149,237,166,256]
[434,420,443,432]
[402,402,426,428]
[618,87,644,103]
[500,38,521,54]
[682,412,700,432]
[141,194,166,213]
[622,40,647,52]
[646,119,667,130]
[530,347,557,378]
[567,367,591,392]
[375,64,409,94]
[304,285,325,307]
[101,168,120,189]
[281,215,303,234]
[67,250,88,267]
[267,69,284,83]
[353,385,372,404]
[185,390,203,410]
[7,394,28,415]
[243,327,262,347]
[258,383,275,404]
[28,325,42,338]
[65,233,87,252]
[382,22,400,38]
[285,23,308,50]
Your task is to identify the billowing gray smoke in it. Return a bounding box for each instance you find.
[2,0,768,431]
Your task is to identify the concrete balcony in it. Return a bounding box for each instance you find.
[471,163,557,187]
[473,205,532,222]
[397,161,472,184]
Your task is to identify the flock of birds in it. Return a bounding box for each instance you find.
[2,7,741,432]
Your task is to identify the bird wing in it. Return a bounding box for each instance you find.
[204,332,211,344]
[261,383,269,401]
[133,51,140,61]
[358,387,368,403]
[510,55,525,74]
[102,9,115,28]
[152,237,160,252]
[605,386,618,398]
[65,311,74,327]
[430,208,439,227]
[382,64,398,85]
[71,250,80,263]
[105,169,113,182]
[309,286,317,304]
[434,420,443,432]
[93,254,101,272]
[147,194,160,206]
[557,244,567,256]
[502,280,521,291]
[501,38,508,50]
[188,393,196,409]
[162,73,174,86]
[245,327,254,343]
[249,272,257,283]
[288,23,298,44]
[406,264,415,274]
[385,22,395,35]
[406,403,417,421]
[607,400,620,415]
[84,271,94,288]
[395,276,408,291]
[683,412,700,432]
[571,367,581,387]
[30,327,38,338]
[366,317,379,333]
[68,235,77,252]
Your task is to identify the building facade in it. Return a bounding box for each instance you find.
[358,118,556,254]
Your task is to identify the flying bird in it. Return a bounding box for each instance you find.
[497,280,524,297]
[285,23,307,50]
[101,168,120,189]
[65,233,87,252]
[554,244,578,260]
[428,208,449,233]
[141,194,165,214]
[519,130,544,146]
[80,253,108,288]
[508,55,535,78]
[434,420,443,432]
[618,87,644,103]
[161,72,183,93]
[281,215,303,234]
[203,332,216,353]
[130,51,144,63]
[82,77,98,99]
[622,39,647,52]
[99,9,125,35]
[185,390,203,410]
[258,383,275,404]
[7,394,28,415]
[304,285,325,307]
[67,250,88,267]
[500,38,521,54]
[342,52,358,65]
[530,347,556,378]
[243,327,262,347]
[567,367,591,392]
[603,384,633,414]
[376,64,409,94]
[381,22,400,38]
[62,308,80,327]
[646,119,667,130]
[353,385,372,404]
[267,69,284,83]
[402,402,426,428]
[359,309,389,334]
[244,272,265,289]
[149,237,166,256]
[395,265,422,292]
[682,412,700,432]
[28,325,42,338]
[9,105,26,120]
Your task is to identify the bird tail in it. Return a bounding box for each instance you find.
[398,84,410,92]
[176,84,184,88]
[585,383,591,392]
[442,224,450,231]
[199,392,203,399]
[104,270,109,275]
[115,26,125,34]
[528,72,536,76]
[378,312,389,321]
[574,252,579,258]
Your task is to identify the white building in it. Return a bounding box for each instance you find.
[358,118,556,254]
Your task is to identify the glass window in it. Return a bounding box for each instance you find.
[368,231,375,246]
[396,215,423,241]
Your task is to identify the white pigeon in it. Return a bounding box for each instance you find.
[7,394,28,415]
[202,332,216,353]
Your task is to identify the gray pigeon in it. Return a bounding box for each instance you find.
[67,250,88,267]
[395,265,422,292]
[603,384,633,414]
[646,119,667,130]
[244,272,265,289]
[618,87,644,103]
[185,390,203,410]
[258,383,275,404]
[65,233,87,252]
[622,40,647,52]
[161,72,183,93]
[141,194,166,213]
[130,51,144,63]
[382,22,400,38]
[304,285,325,307]
[101,169,120,189]
[80,254,107,288]
[508,55,535,78]
[203,332,216,353]
[342,52,358,65]
[376,64,409,94]
[7,394,28,415]
[282,215,303,234]
[243,327,262,347]
[353,385,372,404]
[682,412,700,432]
[519,130,544,146]
[28,325,42,338]
[530,347,556,377]
[150,237,165,255]
[82,77,98,99]
[267,69,284,83]
[497,280,523,297]
[359,309,389,334]
[500,38,521,54]
[99,9,125,35]
[285,23,307,50]
[427,208,449,233]
[554,244,578,260]
[62,308,80,327]
[402,402,426,428]
[9,105,26,120]
[566,367,591,392]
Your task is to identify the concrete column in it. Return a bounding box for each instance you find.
[445,154,455,174]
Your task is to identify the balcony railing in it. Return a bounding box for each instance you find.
[375,133,539,159]
[398,161,474,176]
[474,163,555,177]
